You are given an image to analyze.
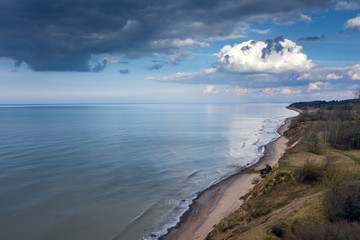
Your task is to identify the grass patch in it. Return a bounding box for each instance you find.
[336,150,360,165]
[244,171,304,221]
[285,193,327,226]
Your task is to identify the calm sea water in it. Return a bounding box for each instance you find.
[0,103,297,240]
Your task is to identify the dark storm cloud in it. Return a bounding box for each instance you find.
[14,60,23,68]
[148,59,170,70]
[119,68,129,74]
[298,34,326,41]
[149,64,164,70]
[0,0,337,71]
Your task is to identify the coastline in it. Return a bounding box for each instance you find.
[159,116,296,240]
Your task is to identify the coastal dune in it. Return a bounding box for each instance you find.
[160,118,294,240]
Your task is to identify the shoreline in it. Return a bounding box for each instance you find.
[159,116,296,240]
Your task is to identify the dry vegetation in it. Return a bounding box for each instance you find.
[206,99,360,240]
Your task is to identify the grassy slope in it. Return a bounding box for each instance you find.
[206,100,360,240]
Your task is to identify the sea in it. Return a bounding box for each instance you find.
[0,103,297,240]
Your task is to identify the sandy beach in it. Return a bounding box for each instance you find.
[160,117,294,240]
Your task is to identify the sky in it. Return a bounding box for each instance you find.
[1,0,360,104]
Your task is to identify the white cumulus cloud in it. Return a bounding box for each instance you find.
[326,73,343,80]
[308,82,321,91]
[297,73,311,80]
[214,36,314,73]
[203,85,219,94]
[347,64,360,80]
[351,73,360,80]
[345,15,360,30]
[308,82,330,91]
[281,87,294,94]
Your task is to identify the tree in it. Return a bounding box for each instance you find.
[354,88,360,99]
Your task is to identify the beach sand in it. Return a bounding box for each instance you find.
[159,117,294,240]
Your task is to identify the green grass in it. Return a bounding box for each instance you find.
[336,150,360,165]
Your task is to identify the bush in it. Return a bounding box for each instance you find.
[271,221,287,238]
[289,221,360,240]
[325,181,360,222]
[322,165,346,187]
[260,164,272,178]
[295,160,323,184]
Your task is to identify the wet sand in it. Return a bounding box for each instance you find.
[159,117,294,240]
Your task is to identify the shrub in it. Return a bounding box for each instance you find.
[295,160,323,184]
[289,221,360,240]
[260,164,272,178]
[322,165,346,187]
[271,221,287,238]
[325,181,360,222]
